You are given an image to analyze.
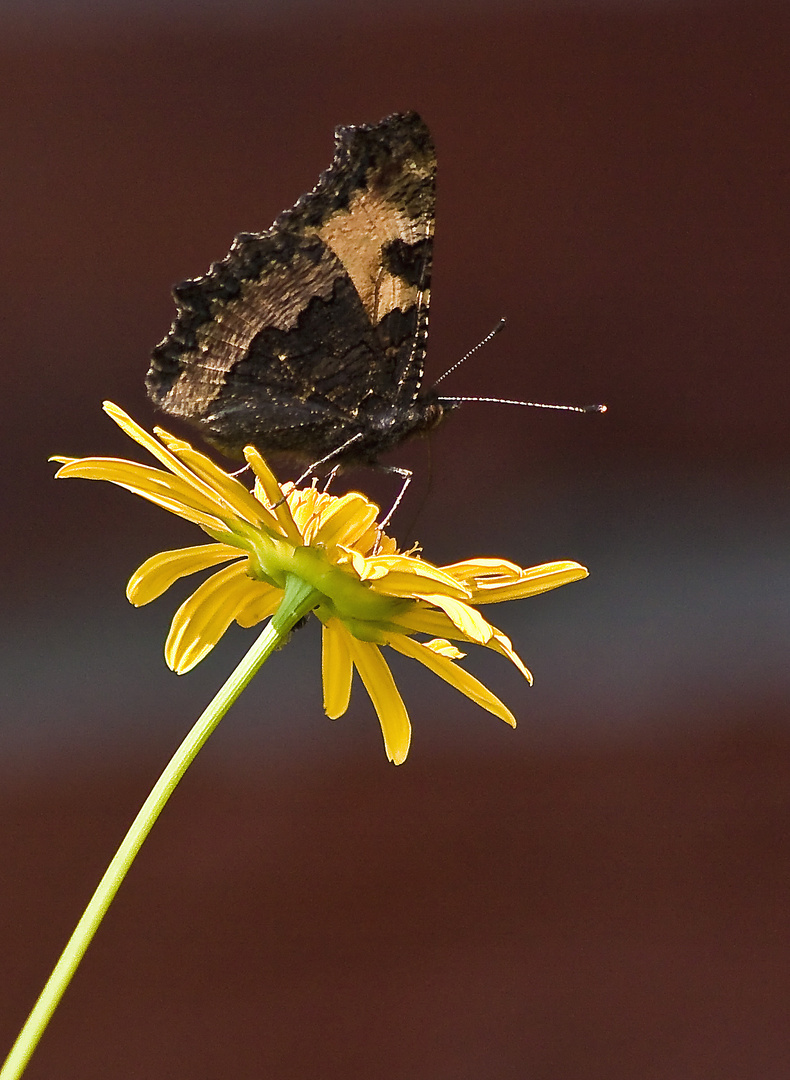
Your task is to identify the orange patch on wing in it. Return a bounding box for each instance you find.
[317,188,432,325]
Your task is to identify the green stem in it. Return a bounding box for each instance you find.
[1,576,318,1080]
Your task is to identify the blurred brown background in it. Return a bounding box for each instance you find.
[2,1,789,1076]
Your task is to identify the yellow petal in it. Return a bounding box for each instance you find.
[414,593,496,644]
[345,635,411,764]
[244,444,285,503]
[299,496,332,545]
[389,606,461,639]
[289,487,339,544]
[285,483,324,523]
[360,528,397,558]
[424,638,466,659]
[233,584,282,628]
[103,402,239,509]
[360,554,469,593]
[244,446,303,544]
[487,631,533,684]
[344,547,383,580]
[127,544,244,606]
[471,561,589,603]
[385,633,517,727]
[367,569,470,600]
[54,458,229,531]
[311,492,380,549]
[156,433,282,532]
[321,619,354,719]
[439,557,524,583]
[165,562,260,673]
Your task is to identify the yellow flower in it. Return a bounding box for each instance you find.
[53,403,589,764]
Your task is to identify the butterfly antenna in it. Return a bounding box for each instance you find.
[433,318,507,385]
[433,317,606,413]
[438,396,607,415]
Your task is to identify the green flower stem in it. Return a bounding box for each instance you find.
[1,576,319,1080]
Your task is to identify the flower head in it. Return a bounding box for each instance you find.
[53,403,588,764]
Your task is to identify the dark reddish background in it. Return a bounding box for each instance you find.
[2,3,789,1077]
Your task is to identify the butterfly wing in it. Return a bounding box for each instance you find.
[146,112,436,461]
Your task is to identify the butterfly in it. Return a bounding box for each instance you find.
[146,111,453,471]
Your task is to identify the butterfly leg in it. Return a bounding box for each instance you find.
[293,432,364,487]
[378,466,413,530]
[270,432,365,509]
[370,466,413,554]
[321,465,342,492]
